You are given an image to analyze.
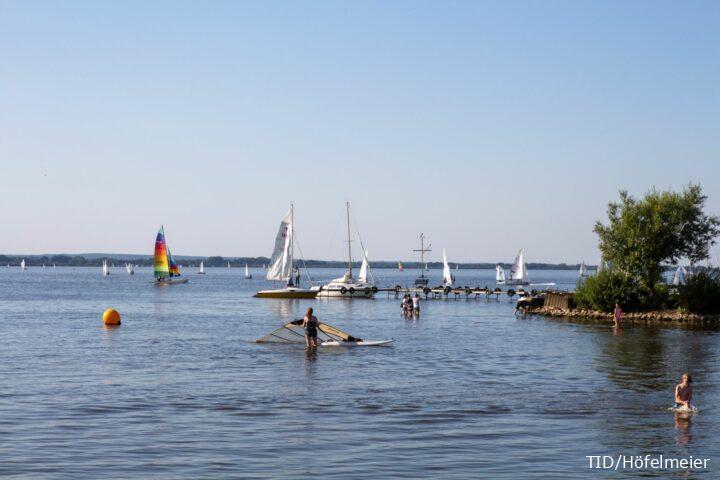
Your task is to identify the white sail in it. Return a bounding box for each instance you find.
[442,249,453,286]
[21,259,26,270]
[102,259,109,276]
[509,249,528,283]
[227,261,231,269]
[496,265,505,283]
[673,266,687,286]
[199,261,204,274]
[126,263,134,275]
[579,261,588,277]
[266,207,293,282]
[358,249,370,284]
[245,263,251,277]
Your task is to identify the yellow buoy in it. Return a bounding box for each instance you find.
[102,308,121,326]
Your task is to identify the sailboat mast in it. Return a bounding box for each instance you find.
[346,201,352,277]
[420,233,425,278]
[290,202,294,278]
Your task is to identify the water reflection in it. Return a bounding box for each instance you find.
[674,412,693,447]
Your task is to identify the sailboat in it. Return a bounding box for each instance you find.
[126,263,134,275]
[198,260,206,274]
[673,266,687,286]
[506,249,530,286]
[20,259,27,270]
[398,261,404,271]
[413,234,431,286]
[153,226,189,285]
[578,261,588,278]
[245,263,252,279]
[442,249,454,287]
[318,202,376,298]
[227,261,231,269]
[102,259,110,276]
[496,265,506,284]
[42,263,46,269]
[256,204,318,298]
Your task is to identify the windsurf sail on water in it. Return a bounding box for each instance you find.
[154,226,170,279]
[442,249,453,286]
[256,320,363,344]
[496,265,505,283]
[266,207,293,282]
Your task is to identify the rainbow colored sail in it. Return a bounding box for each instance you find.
[167,247,181,276]
[154,226,170,279]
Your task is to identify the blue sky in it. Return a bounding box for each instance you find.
[1,1,718,263]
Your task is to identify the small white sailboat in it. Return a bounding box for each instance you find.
[102,259,110,276]
[245,263,252,279]
[53,263,56,269]
[506,249,530,286]
[318,202,376,298]
[126,263,134,275]
[673,266,687,286]
[496,265,506,284]
[198,260,206,275]
[578,261,588,278]
[227,261,231,269]
[442,249,453,287]
[42,263,46,269]
[256,204,318,298]
[20,259,27,270]
[357,249,374,286]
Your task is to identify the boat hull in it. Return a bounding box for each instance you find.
[154,278,189,285]
[255,288,318,299]
[316,285,377,298]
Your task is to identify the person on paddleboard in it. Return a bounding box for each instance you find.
[302,307,319,349]
[675,373,693,409]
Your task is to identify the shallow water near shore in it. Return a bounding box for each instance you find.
[1,267,718,478]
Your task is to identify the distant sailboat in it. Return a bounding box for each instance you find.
[20,259,27,270]
[102,259,110,276]
[413,233,431,286]
[496,265,506,284]
[673,266,687,286]
[358,249,373,285]
[126,263,134,275]
[154,226,189,285]
[398,261,404,271]
[245,263,252,279]
[42,263,46,269]
[227,261,231,269]
[455,264,459,271]
[506,249,530,286]
[198,260,206,275]
[53,263,56,269]
[578,261,588,278]
[442,249,453,287]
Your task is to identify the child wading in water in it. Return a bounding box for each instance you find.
[675,373,693,409]
[613,303,622,326]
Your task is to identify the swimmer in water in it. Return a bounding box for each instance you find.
[675,372,693,409]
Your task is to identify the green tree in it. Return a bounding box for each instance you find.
[595,184,720,300]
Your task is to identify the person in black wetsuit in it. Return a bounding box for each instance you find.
[302,307,319,349]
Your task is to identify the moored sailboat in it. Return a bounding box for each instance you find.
[317,202,376,298]
[154,226,189,285]
[413,234,431,286]
[255,205,318,298]
[442,249,454,287]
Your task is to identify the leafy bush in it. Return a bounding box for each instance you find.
[676,269,720,314]
[574,270,650,312]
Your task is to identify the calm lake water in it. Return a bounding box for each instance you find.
[1,267,718,478]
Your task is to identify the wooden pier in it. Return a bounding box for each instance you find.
[378,285,538,301]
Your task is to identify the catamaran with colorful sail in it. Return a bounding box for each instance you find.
[255,204,318,298]
[154,226,189,285]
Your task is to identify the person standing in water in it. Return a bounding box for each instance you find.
[412,294,420,316]
[302,307,319,349]
[613,303,622,326]
[675,373,693,409]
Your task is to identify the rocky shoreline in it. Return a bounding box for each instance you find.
[532,307,720,326]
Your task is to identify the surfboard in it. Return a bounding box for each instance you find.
[320,339,394,347]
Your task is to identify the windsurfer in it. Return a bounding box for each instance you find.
[302,307,319,349]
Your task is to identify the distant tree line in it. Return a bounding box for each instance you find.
[0,254,594,270]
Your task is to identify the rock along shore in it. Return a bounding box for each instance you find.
[532,307,720,326]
